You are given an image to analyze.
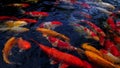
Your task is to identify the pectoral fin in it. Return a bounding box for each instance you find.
[58,63,69,68]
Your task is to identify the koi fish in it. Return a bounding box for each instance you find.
[80,20,106,37]
[36,28,70,42]
[0,16,17,21]
[21,0,39,3]
[82,60,93,68]
[104,39,120,57]
[5,20,27,27]
[35,42,85,68]
[86,2,115,10]
[17,37,31,52]
[71,23,99,41]
[106,16,116,30]
[81,43,102,56]
[100,49,120,64]
[24,11,49,18]
[10,27,29,33]
[95,7,112,15]
[46,36,76,51]
[2,37,17,64]
[18,18,37,24]
[39,21,63,30]
[85,51,120,68]
[79,12,92,19]
[7,3,30,8]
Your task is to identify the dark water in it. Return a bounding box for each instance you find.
[0,0,120,68]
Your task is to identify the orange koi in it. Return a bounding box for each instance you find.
[2,37,17,64]
[36,43,85,68]
[17,37,31,52]
[36,28,70,42]
[81,43,102,56]
[46,36,76,51]
[85,51,120,68]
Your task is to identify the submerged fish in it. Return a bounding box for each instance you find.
[17,37,31,52]
[36,28,70,42]
[35,42,85,68]
[71,23,99,41]
[39,21,63,30]
[2,37,17,64]
[46,36,76,51]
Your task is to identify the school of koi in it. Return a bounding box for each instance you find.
[0,0,120,68]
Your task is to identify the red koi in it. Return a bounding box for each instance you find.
[106,16,116,30]
[46,36,76,51]
[0,16,17,21]
[18,18,37,24]
[104,39,120,57]
[37,43,84,68]
[24,11,49,17]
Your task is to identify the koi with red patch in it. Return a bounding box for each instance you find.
[80,20,106,37]
[71,23,99,41]
[24,11,49,18]
[39,21,63,30]
[46,36,76,51]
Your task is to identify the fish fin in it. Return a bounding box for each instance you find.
[58,63,69,68]
[0,27,10,31]
[50,59,58,65]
